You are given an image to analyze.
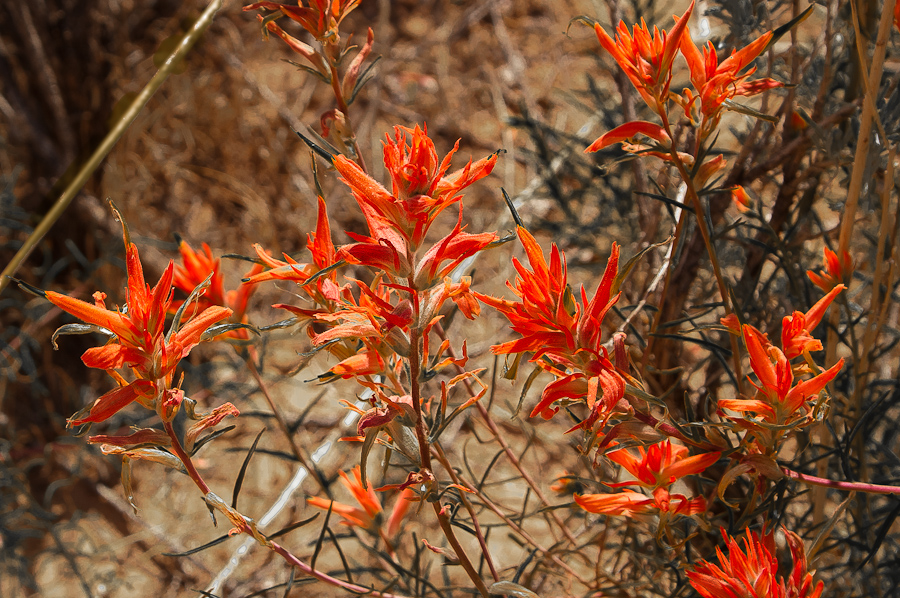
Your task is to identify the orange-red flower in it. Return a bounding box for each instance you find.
[173,239,263,341]
[574,489,706,518]
[719,325,843,425]
[585,120,670,153]
[731,185,752,212]
[573,440,719,519]
[242,196,343,306]
[606,440,720,491]
[679,23,782,136]
[781,284,844,359]
[244,0,361,42]
[333,125,497,255]
[591,0,694,111]
[807,246,853,292]
[478,227,625,428]
[305,279,411,381]
[895,0,900,35]
[307,466,414,548]
[44,223,231,426]
[687,527,824,598]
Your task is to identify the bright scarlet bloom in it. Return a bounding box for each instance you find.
[687,527,824,598]
[333,125,497,253]
[719,325,843,425]
[895,0,900,35]
[606,440,720,491]
[243,197,343,306]
[479,227,625,428]
[731,185,752,212]
[679,23,782,136]
[44,223,231,426]
[807,246,853,292]
[574,440,718,519]
[173,238,263,341]
[591,0,694,111]
[585,120,670,153]
[781,284,844,359]
[307,466,415,549]
[574,489,706,518]
[244,0,361,42]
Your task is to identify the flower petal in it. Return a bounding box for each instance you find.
[68,379,156,426]
[585,121,670,153]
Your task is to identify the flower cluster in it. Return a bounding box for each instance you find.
[687,527,824,598]
[173,238,263,343]
[245,125,496,490]
[586,0,783,199]
[807,246,853,292]
[40,210,232,427]
[478,227,624,432]
[244,0,373,157]
[720,285,844,449]
[575,440,719,520]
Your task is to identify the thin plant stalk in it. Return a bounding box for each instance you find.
[408,295,490,598]
[243,351,328,490]
[432,322,583,548]
[837,0,895,257]
[163,408,413,597]
[659,113,746,397]
[782,466,900,495]
[431,444,500,583]
[432,444,595,586]
[0,0,223,295]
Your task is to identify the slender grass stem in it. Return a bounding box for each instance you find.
[0,0,223,295]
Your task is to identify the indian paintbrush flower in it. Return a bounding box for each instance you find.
[687,527,824,598]
[478,227,625,430]
[40,211,231,426]
[591,0,695,112]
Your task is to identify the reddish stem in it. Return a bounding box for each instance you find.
[164,419,210,495]
[407,287,489,598]
[328,63,368,174]
[781,467,900,495]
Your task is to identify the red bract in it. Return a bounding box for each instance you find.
[781,284,844,359]
[333,125,497,253]
[307,466,415,548]
[174,240,227,310]
[45,223,231,426]
[679,25,782,135]
[573,440,718,520]
[807,246,853,292]
[478,227,625,427]
[719,325,843,425]
[687,528,824,598]
[574,489,706,518]
[244,0,361,42]
[173,239,263,341]
[591,0,694,111]
[243,197,342,304]
[606,440,720,491]
[585,120,670,153]
[308,279,410,381]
